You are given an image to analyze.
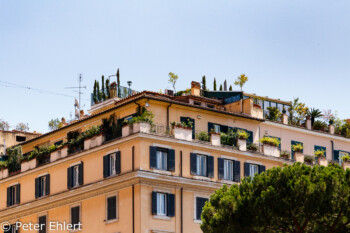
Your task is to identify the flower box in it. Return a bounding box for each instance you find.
[262,145,280,157]
[122,125,132,137]
[210,133,221,146]
[133,122,151,134]
[237,139,247,151]
[317,157,328,166]
[0,169,8,179]
[61,146,68,158]
[21,159,37,172]
[294,152,304,163]
[329,124,335,135]
[85,134,105,150]
[51,150,61,162]
[342,161,350,170]
[282,114,288,125]
[174,127,192,142]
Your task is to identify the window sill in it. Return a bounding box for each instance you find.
[105,219,118,224]
[192,176,212,181]
[151,169,173,175]
[194,219,202,224]
[153,215,171,221]
[220,180,235,185]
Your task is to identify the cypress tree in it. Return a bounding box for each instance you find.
[229,85,233,91]
[101,75,106,101]
[106,78,110,99]
[96,81,101,102]
[117,68,120,97]
[202,75,207,90]
[219,84,223,91]
[213,78,217,91]
[93,80,98,103]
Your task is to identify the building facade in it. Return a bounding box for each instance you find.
[0,130,40,157]
[0,83,349,233]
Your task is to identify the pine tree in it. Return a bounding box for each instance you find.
[219,84,223,91]
[229,85,232,91]
[101,75,106,101]
[202,75,207,90]
[213,78,217,91]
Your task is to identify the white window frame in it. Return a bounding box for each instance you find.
[105,192,118,224]
[213,124,220,133]
[196,154,207,177]
[250,164,259,177]
[110,153,116,176]
[72,165,80,188]
[156,192,167,216]
[339,151,349,165]
[223,159,233,181]
[9,185,18,206]
[156,150,168,171]
[39,176,47,197]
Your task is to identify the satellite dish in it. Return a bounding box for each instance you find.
[75,99,79,108]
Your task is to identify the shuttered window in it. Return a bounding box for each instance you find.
[244,163,266,177]
[196,197,209,220]
[71,206,81,229]
[35,175,50,198]
[4,224,18,233]
[67,163,83,189]
[38,215,47,233]
[7,184,20,207]
[107,196,117,221]
[151,191,175,217]
[103,151,121,178]
[149,146,175,172]
[190,153,214,178]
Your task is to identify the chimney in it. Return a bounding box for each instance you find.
[80,110,85,116]
[61,117,68,127]
[191,81,201,96]
[165,89,174,96]
[224,80,227,91]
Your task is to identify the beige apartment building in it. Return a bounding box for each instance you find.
[0,81,349,233]
[0,130,40,156]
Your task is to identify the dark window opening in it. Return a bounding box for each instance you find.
[193,101,201,106]
[16,136,26,142]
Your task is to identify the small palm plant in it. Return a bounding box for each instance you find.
[307,108,323,126]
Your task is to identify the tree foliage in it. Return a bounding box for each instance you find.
[202,75,207,91]
[0,119,10,131]
[168,72,179,93]
[48,118,62,131]
[289,98,309,125]
[214,78,217,91]
[234,74,248,91]
[15,122,29,132]
[201,163,350,233]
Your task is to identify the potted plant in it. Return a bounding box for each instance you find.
[247,143,258,152]
[329,118,335,134]
[173,120,193,142]
[342,155,350,170]
[21,149,38,172]
[304,155,315,165]
[280,151,290,159]
[236,130,249,151]
[7,146,22,176]
[122,119,132,137]
[130,109,154,134]
[314,150,327,166]
[260,137,280,157]
[209,128,220,146]
[282,108,288,124]
[83,125,103,150]
[293,143,304,162]
[0,160,8,179]
[196,131,210,142]
[313,120,327,131]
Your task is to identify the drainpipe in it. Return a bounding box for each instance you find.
[134,101,141,115]
[258,126,261,150]
[181,187,183,233]
[167,103,173,131]
[331,140,334,160]
[132,184,135,233]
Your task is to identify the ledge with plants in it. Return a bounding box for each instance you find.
[196,131,210,142]
[0,160,8,179]
[314,149,327,166]
[6,146,22,176]
[209,129,220,146]
[342,155,350,170]
[260,137,280,157]
[292,143,304,162]
[236,130,249,151]
[304,155,315,165]
[280,151,291,160]
[170,119,193,142]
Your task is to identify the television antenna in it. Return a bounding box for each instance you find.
[65,74,86,118]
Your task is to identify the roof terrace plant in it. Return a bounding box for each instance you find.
[266,106,281,121]
[6,145,22,172]
[259,136,280,147]
[236,130,249,140]
[314,149,326,158]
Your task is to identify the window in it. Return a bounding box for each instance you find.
[195,197,208,220]
[71,206,81,230]
[149,146,175,172]
[207,104,214,109]
[103,152,121,178]
[38,215,47,233]
[4,224,18,233]
[156,150,167,170]
[250,164,259,177]
[314,145,326,156]
[7,184,20,207]
[151,191,175,217]
[214,124,220,133]
[224,160,233,180]
[339,151,349,165]
[196,155,207,176]
[54,140,63,146]
[16,136,26,142]
[244,163,265,178]
[35,175,50,198]
[218,158,241,182]
[67,163,83,189]
[190,153,214,178]
[106,196,117,221]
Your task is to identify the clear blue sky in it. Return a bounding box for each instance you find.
[0,0,349,133]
